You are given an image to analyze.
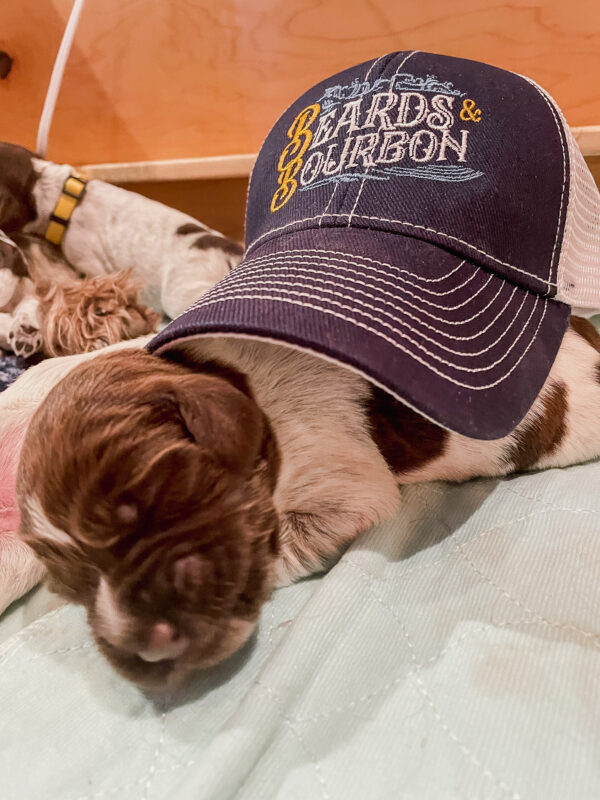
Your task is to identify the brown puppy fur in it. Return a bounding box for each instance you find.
[36,271,161,356]
[0,143,38,232]
[17,350,279,689]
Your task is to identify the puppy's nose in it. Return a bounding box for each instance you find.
[138,622,189,663]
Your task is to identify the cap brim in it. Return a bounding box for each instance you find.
[149,228,570,440]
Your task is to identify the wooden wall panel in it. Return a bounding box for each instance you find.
[585,155,600,188]
[0,0,599,165]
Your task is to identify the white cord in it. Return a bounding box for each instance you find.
[36,0,87,157]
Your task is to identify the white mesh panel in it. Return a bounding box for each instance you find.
[553,106,600,307]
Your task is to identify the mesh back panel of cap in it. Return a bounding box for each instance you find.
[543,84,600,307]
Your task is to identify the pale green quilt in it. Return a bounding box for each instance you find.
[1,462,599,799]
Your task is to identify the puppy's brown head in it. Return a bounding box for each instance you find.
[17,349,280,689]
[0,143,37,232]
[36,270,161,356]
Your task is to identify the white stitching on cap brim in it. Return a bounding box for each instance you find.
[245,250,474,298]
[209,258,526,347]
[246,246,469,285]
[239,251,502,317]
[199,279,540,366]
[179,287,549,390]
[246,213,557,292]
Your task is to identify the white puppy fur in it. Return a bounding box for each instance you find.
[0,234,44,357]
[24,160,243,319]
[0,276,43,357]
[0,267,19,308]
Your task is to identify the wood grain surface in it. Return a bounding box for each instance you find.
[1,0,599,164]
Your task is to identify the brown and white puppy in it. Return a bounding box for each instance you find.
[0,143,243,319]
[17,351,279,688]
[15,317,600,690]
[0,233,160,356]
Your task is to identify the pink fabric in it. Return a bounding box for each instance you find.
[0,423,28,535]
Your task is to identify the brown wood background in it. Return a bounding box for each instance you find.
[1,0,599,165]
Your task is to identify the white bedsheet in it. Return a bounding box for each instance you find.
[1,461,599,799]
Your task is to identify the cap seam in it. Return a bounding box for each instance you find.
[245,214,558,291]
[344,50,420,226]
[521,76,568,289]
[318,51,394,228]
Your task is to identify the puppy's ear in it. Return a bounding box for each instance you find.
[0,189,29,233]
[171,374,267,475]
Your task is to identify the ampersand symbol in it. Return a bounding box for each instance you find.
[271,103,320,213]
[460,98,482,123]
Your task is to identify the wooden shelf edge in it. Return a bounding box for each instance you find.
[572,125,600,156]
[80,153,258,183]
[80,126,600,183]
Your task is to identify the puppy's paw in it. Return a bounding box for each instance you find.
[8,320,43,357]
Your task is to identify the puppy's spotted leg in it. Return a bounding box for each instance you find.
[481,319,600,477]
[519,318,600,473]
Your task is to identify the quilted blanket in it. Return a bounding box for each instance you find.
[1,461,599,799]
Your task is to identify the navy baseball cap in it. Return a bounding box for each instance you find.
[150,51,600,439]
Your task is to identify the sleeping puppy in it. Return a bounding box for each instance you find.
[15,317,600,690]
[0,232,160,356]
[0,143,243,319]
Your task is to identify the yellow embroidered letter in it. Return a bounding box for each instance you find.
[271,103,320,212]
